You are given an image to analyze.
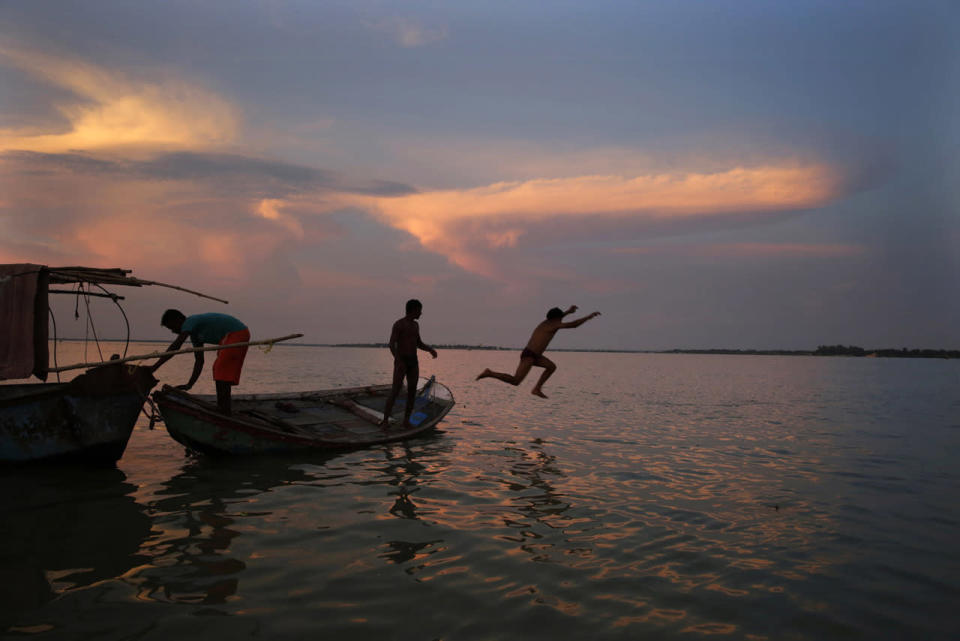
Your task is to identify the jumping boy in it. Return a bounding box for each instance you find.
[381,299,438,429]
[477,305,600,398]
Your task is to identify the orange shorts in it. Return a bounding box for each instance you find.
[212,328,250,384]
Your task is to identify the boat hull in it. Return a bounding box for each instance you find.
[0,365,156,465]
[154,378,455,455]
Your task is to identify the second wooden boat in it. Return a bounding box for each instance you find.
[153,376,455,455]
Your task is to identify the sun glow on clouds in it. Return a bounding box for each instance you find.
[0,43,857,291]
[0,46,239,152]
[355,163,848,276]
[256,198,304,238]
[71,213,294,281]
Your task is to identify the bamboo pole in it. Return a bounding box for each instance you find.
[127,279,229,304]
[49,289,125,299]
[47,334,304,373]
[47,267,229,304]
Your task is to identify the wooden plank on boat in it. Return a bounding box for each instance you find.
[328,397,384,425]
[229,385,391,403]
[240,410,300,432]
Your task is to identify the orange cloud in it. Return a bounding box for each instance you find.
[0,158,307,282]
[71,214,289,281]
[0,45,239,153]
[352,163,850,277]
[256,199,304,239]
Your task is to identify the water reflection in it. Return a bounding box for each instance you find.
[0,466,151,625]
[496,439,573,562]
[2,348,955,640]
[376,437,452,569]
[127,453,341,607]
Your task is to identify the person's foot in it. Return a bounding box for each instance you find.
[476,368,492,380]
[531,388,548,399]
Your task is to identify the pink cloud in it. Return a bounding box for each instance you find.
[351,163,854,278]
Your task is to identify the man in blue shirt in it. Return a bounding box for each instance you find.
[152,309,250,415]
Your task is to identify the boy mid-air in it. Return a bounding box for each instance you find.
[477,305,601,398]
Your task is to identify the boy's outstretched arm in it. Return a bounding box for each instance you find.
[561,311,601,329]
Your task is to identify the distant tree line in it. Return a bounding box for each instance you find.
[813,345,868,356]
[814,345,960,359]
[319,343,958,358]
[665,349,812,356]
[661,346,958,359]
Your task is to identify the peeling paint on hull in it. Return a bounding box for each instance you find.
[0,365,157,465]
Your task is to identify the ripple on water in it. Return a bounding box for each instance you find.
[4,348,960,639]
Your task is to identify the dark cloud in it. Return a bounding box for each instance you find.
[1,150,120,176]
[1,150,417,198]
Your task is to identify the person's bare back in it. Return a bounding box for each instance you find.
[524,319,563,355]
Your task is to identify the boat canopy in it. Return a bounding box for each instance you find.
[0,264,227,382]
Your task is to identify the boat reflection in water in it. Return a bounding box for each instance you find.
[0,466,151,626]
[128,455,335,607]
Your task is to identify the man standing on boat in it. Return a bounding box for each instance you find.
[151,309,250,416]
[477,305,600,398]
[381,299,437,430]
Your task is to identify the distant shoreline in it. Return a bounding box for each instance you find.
[49,338,959,359]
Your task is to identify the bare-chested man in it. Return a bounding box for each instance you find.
[476,305,601,398]
[381,299,438,429]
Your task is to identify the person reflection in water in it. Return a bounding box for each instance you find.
[477,305,601,398]
[381,299,437,430]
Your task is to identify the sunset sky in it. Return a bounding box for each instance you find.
[2,0,958,350]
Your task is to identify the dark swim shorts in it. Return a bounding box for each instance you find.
[397,354,419,370]
[520,347,542,361]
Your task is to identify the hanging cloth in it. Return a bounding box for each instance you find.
[0,264,49,380]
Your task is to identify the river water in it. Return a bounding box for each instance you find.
[2,344,959,640]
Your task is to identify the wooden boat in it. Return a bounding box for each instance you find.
[0,363,157,464]
[0,264,224,465]
[153,376,455,455]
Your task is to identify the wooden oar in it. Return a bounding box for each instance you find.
[47,334,304,373]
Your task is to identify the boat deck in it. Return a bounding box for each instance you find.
[155,378,454,453]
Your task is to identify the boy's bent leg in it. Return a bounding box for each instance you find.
[530,356,556,398]
[477,359,533,385]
